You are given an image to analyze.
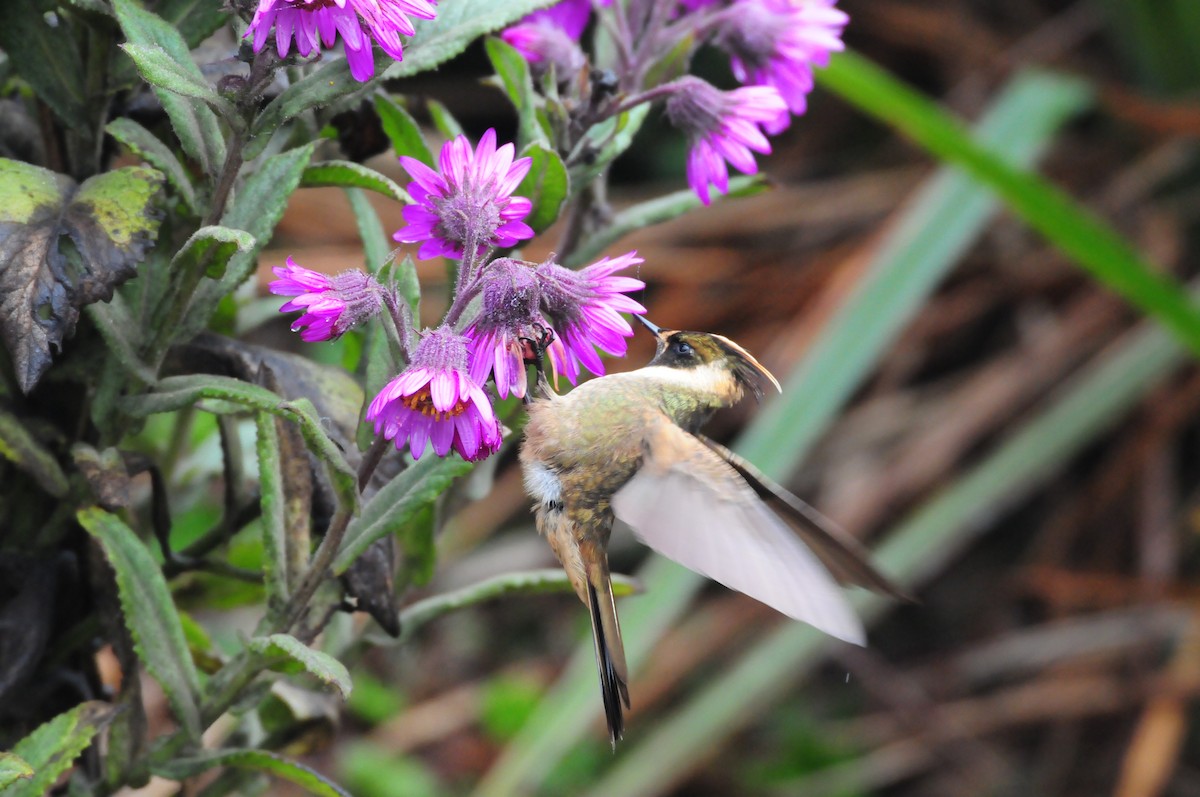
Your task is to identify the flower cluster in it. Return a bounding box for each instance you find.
[246,0,437,82]
[501,0,847,203]
[271,131,646,463]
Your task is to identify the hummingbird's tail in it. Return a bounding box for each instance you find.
[587,575,630,747]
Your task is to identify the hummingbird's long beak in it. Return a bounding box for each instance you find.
[634,314,663,336]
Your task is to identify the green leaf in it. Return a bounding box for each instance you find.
[473,67,1094,797]
[515,143,568,234]
[0,159,164,393]
[374,95,434,166]
[247,634,353,699]
[426,99,464,140]
[118,374,357,510]
[151,749,351,797]
[112,0,227,175]
[179,143,315,340]
[0,406,69,497]
[567,176,768,267]
[2,702,113,797]
[256,411,289,608]
[485,37,551,149]
[567,103,650,189]
[333,454,474,574]
[106,117,199,214]
[384,0,560,79]
[0,0,85,126]
[0,753,33,790]
[820,54,1200,359]
[78,507,204,739]
[85,292,158,383]
[120,43,237,121]
[301,161,411,203]
[345,187,391,274]
[395,569,639,644]
[172,225,256,280]
[248,59,360,160]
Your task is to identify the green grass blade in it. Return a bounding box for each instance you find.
[819,53,1200,357]
[585,281,1194,797]
[472,68,1091,797]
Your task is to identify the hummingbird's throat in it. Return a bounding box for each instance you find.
[403,388,468,420]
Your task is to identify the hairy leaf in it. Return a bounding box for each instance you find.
[568,103,650,189]
[78,507,203,739]
[247,634,353,699]
[179,143,315,340]
[248,60,359,160]
[0,159,163,392]
[172,225,255,280]
[257,411,290,609]
[112,0,226,175]
[4,702,113,797]
[106,117,199,214]
[120,43,237,122]
[86,291,157,383]
[385,0,560,79]
[301,161,411,203]
[152,749,351,797]
[334,455,474,574]
[0,406,68,497]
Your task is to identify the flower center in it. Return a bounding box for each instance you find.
[402,387,468,420]
[434,190,504,248]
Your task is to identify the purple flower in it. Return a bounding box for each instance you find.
[269,258,383,342]
[715,0,848,133]
[464,259,543,400]
[664,77,787,205]
[246,0,438,82]
[366,327,502,461]
[500,0,592,73]
[537,252,647,384]
[393,129,535,260]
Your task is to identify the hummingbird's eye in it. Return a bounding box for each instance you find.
[672,340,694,357]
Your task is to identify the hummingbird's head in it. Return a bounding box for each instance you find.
[635,316,782,400]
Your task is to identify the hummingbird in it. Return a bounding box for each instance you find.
[519,317,904,744]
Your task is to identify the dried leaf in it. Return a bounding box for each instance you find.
[0,159,163,392]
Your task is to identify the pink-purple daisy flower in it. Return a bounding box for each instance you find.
[269,258,383,342]
[366,327,502,461]
[536,252,647,384]
[715,0,848,133]
[664,77,787,205]
[500,0,593,73]
[393,129,535,260]
[246,0,437,83]
[464,259,544,400]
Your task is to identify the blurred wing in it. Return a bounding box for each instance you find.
[612,419,865,645]
[697,435,909,600]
